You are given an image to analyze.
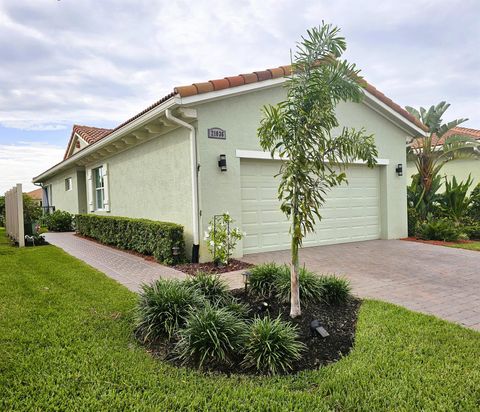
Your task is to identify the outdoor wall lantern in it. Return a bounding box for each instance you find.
[218,154,227,172]
[395,163,403,176]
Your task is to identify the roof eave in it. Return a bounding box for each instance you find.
[32,96,178,183]
[179,76,427,137]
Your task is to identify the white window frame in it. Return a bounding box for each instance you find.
[65,177,72,192]
[93,166,105,211]
[87,163,110,213]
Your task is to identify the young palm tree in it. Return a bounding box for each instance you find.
[406,102,479,216]
[258,24,377,318]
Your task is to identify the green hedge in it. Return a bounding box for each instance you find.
[75,214,186,265]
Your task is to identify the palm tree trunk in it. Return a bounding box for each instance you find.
[290,213,301,318]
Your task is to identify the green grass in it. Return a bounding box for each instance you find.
[448,241,480,251]
[0,228,479,411]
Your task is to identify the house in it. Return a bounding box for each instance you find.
[26,188,43,206]
[407,126,480,188]
[32,64,427,262]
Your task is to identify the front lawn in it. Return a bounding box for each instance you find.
[448,241,480,251]
[1,228,479,411]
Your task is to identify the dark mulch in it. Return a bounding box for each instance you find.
[174,259,253,275]
[147,290,360,376]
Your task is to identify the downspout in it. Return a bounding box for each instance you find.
[165,109,200,263]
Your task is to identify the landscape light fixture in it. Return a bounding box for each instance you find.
[242,270,251,293]
[172,246,180,256]
[395,163,403,176]
[310,319,330,338]
[218,154,227,172]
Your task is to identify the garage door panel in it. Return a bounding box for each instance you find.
[241,159,381,254]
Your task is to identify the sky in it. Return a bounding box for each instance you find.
[0,0,479,193]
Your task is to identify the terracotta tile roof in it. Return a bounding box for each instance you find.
[411,126,480,149]
[26,188,42,200]
[64,125,113,159]
[174,64,428,132]
[61,63,427,163]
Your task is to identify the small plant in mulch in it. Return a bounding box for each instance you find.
[204,212,244,266]
[134,265,359,375]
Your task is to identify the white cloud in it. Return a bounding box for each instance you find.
[0,142,64,193]
[0,0,478,134]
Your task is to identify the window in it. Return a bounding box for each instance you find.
[65,177,72,191]
[93,166,105,210]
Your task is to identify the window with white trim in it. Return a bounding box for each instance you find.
[93,166,105,210]
[65,177,72,191]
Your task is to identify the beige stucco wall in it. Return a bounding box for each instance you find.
[84,127,194,254]
[195,84,411,261]
[407,158,480,191]
[43,167,83,214]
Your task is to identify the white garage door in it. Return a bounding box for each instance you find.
[241,159,381,254]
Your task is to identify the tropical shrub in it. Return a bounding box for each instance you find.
[204,212,244,265]
[463,225,480,240]
[416,219,461,242]
[407,174,442,220]
[469,183,480,221]
[135,279,204,342]
[242,316,305,375]
[248,263,281,297]
[185,273,231,306]
[438,175,473,225]
[318,275,351,305]
[274,266,324,305]
[44,210,74,232]
[407,207,419,237]
[75,214,185,265]
[175,304,246,368]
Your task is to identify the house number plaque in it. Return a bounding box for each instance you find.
[208,127,226,139]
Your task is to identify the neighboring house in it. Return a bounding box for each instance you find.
[407,126,480,188]
[26,188,43,206]
[32,65,427,262]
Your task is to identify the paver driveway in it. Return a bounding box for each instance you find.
[241,240,480,330]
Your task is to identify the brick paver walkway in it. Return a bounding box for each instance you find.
[44,232,245,292]
[241,240,480,330]
[46,233,480,330]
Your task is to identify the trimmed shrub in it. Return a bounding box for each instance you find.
[242,316,305,375]
[135,279,204,342]
[318,275,351,305]
[75,214,185,265]
[44,210,74,232]
[464,225,480,240]
[274,266,325,305]
[175,304,246,368]
[416,219,461,242]
[248,263,280,297]
[185,273,231,305]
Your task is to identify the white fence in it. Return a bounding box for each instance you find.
[5,184,25,247]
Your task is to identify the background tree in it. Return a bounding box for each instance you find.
[258,24,377,318]
[0,195,4,227]
[406,102,479,218]
[23,194,42,223]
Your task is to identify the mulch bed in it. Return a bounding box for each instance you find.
[401,237,477,248]
[174,259,253,275]
[148,291,360,375]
